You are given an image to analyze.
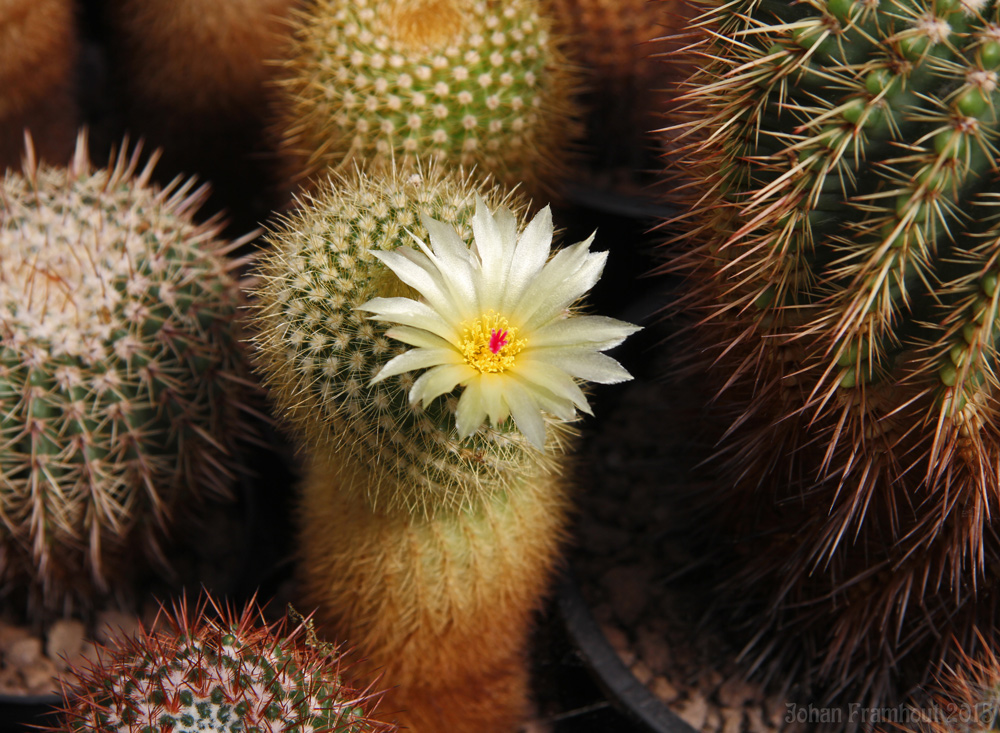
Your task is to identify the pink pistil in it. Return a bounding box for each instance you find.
[488,328,509,354]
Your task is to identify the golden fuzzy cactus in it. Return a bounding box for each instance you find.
[249,163,638,732]
[274,0,580,197]
[0,0,78,170]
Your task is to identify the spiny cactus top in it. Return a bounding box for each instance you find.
[250,164,635,515]
[664,0,1000,711]
[51,596,396,733]
[276,0,578,195]
[0,138,254,609]
[358,195,638,449]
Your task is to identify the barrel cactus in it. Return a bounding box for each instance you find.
[248,164,637,731]
[275,0,579,196]
[664,0,1000,712]
[0,137,255,610]
[50,594,396,733]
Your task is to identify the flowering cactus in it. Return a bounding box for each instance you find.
[249,163,638,732]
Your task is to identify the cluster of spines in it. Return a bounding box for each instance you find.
[0,137,255,608]
[51,594,395,733]
[664,0,1000,711]
[249,164,573,517]
[275,0,578,195]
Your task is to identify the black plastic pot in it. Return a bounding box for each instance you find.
[0,693,60,733]
[555,573,697,733]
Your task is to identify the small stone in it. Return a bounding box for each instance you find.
[95,610,140,645]
[650,675,680,703]
[0,667,21,694]
[765,696,790,728]
[635,625,671,675]
[6,637,42,667]
[21,657,58,694]
[599,623,635,666]
[630,660,653,686]
[676,691,709,731]
[717,676,755,708]
[703,669,724,691]
[0,622,30,652]
[601,564,651,627]
[704,707,722,733]
[722,709,744,733]
[46,619,86,669]
[747,707,769,733]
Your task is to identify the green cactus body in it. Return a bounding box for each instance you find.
[0,139,254,608]
[251,164,571,517]
[276,0,578,196]
[667,0,1000,710]
[52,596,395,733]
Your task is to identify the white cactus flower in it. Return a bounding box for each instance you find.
[358,195,640,449]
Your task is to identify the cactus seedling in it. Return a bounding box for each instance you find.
[0,136,255,610]
[249,164,637,731]
[662,0,1000,712]
[275,0,579,197]
[50,594,396,733]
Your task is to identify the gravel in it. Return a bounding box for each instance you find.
[569,351,804,733]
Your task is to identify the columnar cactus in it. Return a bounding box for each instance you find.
[249,164,637,731]
[664,0,1000,713]
[50,595,396,733]
[275,0,579,196]
[0,137,255,609]
[0,0,78,170]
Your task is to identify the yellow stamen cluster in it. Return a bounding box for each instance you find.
[461,311,525,373]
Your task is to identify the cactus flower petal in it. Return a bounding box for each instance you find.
[359,199,639,450]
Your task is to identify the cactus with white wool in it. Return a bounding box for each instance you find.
[49,595,396,733]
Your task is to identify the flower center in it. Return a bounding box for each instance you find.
[460,311,525,373]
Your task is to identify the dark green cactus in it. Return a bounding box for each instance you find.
[664,0,1000,713]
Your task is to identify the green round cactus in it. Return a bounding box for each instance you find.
[275,0,579,196]
[0,137,255,609]
[249,164,575,516]
[50,595,396,733]
[664,0,1000,712]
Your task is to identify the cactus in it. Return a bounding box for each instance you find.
[547,0,690,171]
[248,163,637,731]
[0,0,78,170]
[102,0,299,232]
[274,0,579,197]
[663,0,1000,713]
[251,165,573,516]
[886,635,1000,732]
[49,594,396,733]
[0,136,255,610]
